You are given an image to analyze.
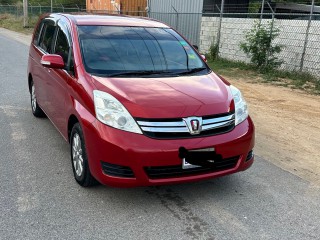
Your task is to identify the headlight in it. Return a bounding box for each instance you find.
[93,90,142,134]
[230,85,248,126]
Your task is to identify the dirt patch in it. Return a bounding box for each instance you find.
[229,78,320,185]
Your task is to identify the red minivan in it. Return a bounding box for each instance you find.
[28,13,255,187]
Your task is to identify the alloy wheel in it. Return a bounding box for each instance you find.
[72,133,84,177]
[31,84,37,112]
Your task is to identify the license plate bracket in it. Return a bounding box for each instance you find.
[182,158,200,169]
[180,147,220,169]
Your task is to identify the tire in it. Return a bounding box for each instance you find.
[30,80,46,118]
[70,123,98,187]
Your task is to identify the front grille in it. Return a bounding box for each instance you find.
[101,162,135,178]
[136,112,235,139]
[145,156,239,179]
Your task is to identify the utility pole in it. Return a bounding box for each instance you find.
[23,0,28,27]
[51,0,53,13]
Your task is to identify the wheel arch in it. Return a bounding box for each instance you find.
[68,114,79,143]
[28,73,33,93]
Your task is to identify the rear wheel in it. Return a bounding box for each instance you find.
[30,80,45,117]
[70,123,97,187]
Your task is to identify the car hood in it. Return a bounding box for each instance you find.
[91,73,233,119]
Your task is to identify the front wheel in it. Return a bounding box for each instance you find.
[70,123,98,187]
[30,80,45,117]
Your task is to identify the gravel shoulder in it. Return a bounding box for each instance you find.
[232,80,320,185]
[0,28,31,46]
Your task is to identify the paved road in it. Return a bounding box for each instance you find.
[0,31,319,240]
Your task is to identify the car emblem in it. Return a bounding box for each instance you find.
[183,117,202,135]
[191,120,199,131]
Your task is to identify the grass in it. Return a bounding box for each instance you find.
[207,58,320,95]
[0,14,38,34]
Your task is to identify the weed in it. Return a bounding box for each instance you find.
[240,21,283,70]
[208,42,219,61]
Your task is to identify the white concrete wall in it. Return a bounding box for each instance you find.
[200,17,320,76]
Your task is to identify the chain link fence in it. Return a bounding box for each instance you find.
[200,11,320,76]
[0,2,320,77]
[0,4,85,17]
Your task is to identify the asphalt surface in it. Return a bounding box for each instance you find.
[0,31,320,240]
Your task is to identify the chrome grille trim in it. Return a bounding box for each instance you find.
[137,121,185,127]
[202,120,234,131]
[202,114,234,125]
[140,126,189,133]
[137,113,235,134]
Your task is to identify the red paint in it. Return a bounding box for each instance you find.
[28,13,255,187]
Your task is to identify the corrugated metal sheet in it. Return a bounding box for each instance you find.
[148,0,203,45]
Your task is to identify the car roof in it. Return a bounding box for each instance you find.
[52,13,169,28]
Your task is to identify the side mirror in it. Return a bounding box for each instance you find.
[201,54,207,62]
[193,45,199,51]
[41,54,64,69]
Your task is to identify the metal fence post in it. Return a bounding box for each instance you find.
[260,0,265,24]
[172,5,179,30]
[266,2,275,66]
[23,0,28,27]
[216,0,225,57]
[38,3,41,14]
[300,0,315,72]
[147,0,151,17]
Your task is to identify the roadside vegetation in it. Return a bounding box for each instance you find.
[207,58,320,95]
[240,21,283,71]
[207,20,319,95]
[0,14,38,34]
[0,0,84,5]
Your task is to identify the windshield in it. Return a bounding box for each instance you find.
[77,25,208,77]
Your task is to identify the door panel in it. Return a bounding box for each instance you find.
[34,20,56,113]
[46,25,75,137]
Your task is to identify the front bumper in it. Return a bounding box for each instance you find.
[83,116,255,187]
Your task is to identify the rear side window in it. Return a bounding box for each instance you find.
[53,24,75,75]
[53,28,70,64]
[38,21,56,53]
[33,22,43,45]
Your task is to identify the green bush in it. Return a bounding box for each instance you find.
[240,21,282,70]
[208,42,219,61]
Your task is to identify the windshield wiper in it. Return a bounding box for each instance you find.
[177,67,208,76]
[108,70,175,77]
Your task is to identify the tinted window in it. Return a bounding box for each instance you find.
[33,21,43,45]
[77,26,207,76]
[39,21,56,53]
[53,28,70,64]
